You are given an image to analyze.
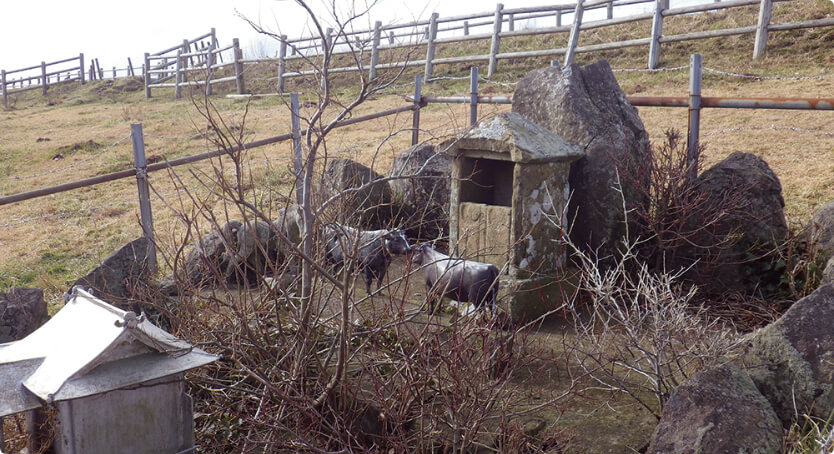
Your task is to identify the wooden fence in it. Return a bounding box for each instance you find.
[1,54,85,109]
[252,0,833,92]
[143,29,246,98]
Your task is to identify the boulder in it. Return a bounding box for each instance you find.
[822,256,834,287]
[0,288,47,343]
[512,60,650,262]
[742,283,834,426]
[647,363,782,454]
[808,199,834,260]
[183,220,241,288]
[388,142,452,241]
[688,152,787,295]
[321,159,392,228]
[72,237,153,301]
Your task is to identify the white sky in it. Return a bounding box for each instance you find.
[0,0,706,74]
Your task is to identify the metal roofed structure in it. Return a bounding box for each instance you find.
[0,287,218,454]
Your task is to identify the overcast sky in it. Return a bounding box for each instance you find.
[0,0,707,74]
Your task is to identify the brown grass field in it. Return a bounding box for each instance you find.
[0,0,833,307]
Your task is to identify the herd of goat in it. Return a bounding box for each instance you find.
[182,205,500,315]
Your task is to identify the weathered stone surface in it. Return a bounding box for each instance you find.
[743,283,834,426]
[822,256,834,287]
[688,152,787,295]
[647,363,782,454]
[512,60,650,261]
[808,199,834,260]
[388,143,452,241]
[72,237,152,300]
[183,220,241,288]
[321,158,392,228]
[0,288,47,343]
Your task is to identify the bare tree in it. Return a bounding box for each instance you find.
[141,2,583,452]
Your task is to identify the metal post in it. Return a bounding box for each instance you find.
[607,0,614,19]
[411,74,422,145]
[370,21,382,80]
[469,66,478,126]
[144,53,151,98]
[753,0,772,59]
[686,54,702,183]
[233,38,245,94]
[648,0,668,70]
[564,0,585,67]
[80,53,86,84]
[557,9,562,27]
[278,35,287,93]
[424,12,439,81]
[130,123,158,274]
[41,61,47,95]
[290,93,303,205]
[488,3,504,77]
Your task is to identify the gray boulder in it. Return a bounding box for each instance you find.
[512,60,650,261]
[808,199,834,260]
[647,363,782,454]
[388,142,452,241]
[72,237,153,301]
[742,283,834,426]
[823,256,834,287]
[688,152,787,295]
[321,159,392,228]
[183,220,241,287]
[0,288,47,343]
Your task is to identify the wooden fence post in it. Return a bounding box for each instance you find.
[41,61,47,96]
[290,93,303,205]
[130,123,158,274]
[648,0,668,69]
[206,42,215,96]
[277,35,287,93]
[412,74,422,146]
[144,53,151,98]
[210,28,222,63]
[388,31,395,44]
[127,57,134,77]
[556,8,562,27]
[95,58,103,80]
[488,3,504,77]
[424,12,440,81]
[686,54,702,183]
[80,53,86,84]
[607,0,614,19]
[112,67,116,79]
[564,0,585,67]
[233,38,245,94]
[464,21,470,36]
[175,50,183,99]
[1,70,7,110]
[753,0,772,59]
[509,13,515,31]
[470,66,479,126]
[370,21,382,80]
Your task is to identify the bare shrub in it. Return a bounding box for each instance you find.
[139,2,581,452]
[549,182,743,419]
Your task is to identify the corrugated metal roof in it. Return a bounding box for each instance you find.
[0,288,217,416]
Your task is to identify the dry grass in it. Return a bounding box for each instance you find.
[1,0,833,306]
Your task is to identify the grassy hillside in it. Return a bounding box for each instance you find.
[0,0,833,306]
